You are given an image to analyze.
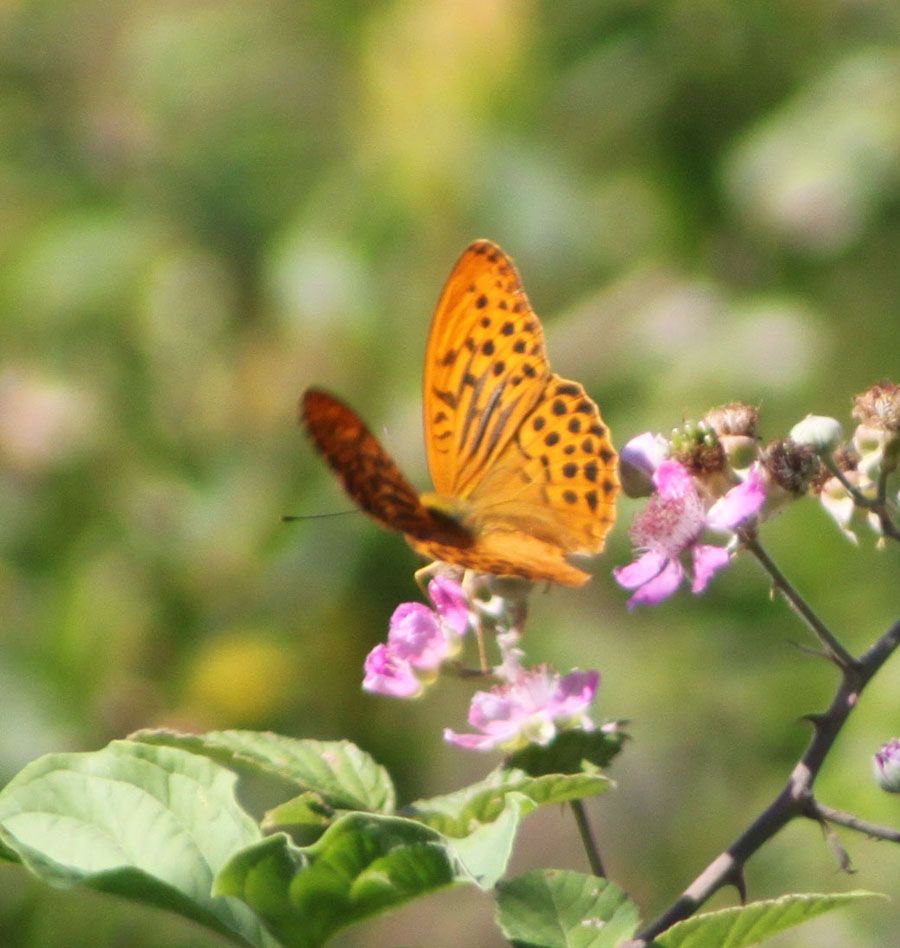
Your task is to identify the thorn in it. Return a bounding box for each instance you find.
[822,822,856,874]
[800,712,827,734]
[788,639,829,661]
[727,866,748,903]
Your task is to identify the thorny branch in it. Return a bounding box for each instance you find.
[621,601,900,948]
[742,534,857,668]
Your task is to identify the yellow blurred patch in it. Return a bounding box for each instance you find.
[182,629,297,726]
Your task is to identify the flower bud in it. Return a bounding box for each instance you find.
[761,438,821,496]
[704,402,760,439]
[756,438,821,519]
[852,380,900,434]
[789,414,843,456]
[619,432,669,498]
[873,738,900,793]
[701,402,760,474]
[852,381,900,476]
[669,420,735,497]
[670,421,725,474]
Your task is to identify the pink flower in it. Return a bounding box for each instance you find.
[427,573,469,636]
[388,603,456,671]
[363,644,423,698]
[444,667,599,752]
[614,461,765,609]
[362,574,470,698]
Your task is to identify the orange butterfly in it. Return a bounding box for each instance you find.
[301,240,618,586]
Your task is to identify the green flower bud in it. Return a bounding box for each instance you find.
[874,738,900,793]
[789,414,843,455]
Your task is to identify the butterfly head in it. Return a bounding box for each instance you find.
[418,492,476,549]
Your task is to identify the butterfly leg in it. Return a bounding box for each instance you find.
[457,571,497,673]
[485,575,530,634]
[413,560,445,598]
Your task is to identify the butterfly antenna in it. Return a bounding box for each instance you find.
[281,510,358,523]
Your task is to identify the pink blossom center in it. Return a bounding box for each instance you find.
[629,464,705,557]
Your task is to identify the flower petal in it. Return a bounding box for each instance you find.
[706,466,765,532]
[550,670,599,719]
[428,574,469,637]
[614,550,668,590]
[387,603,449,670]
[443,728,501,750]
[653,459,695,496]
[690,544,730,593]
[362,644,422,698]
[626,557,683,609]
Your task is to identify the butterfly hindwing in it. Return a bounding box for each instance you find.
[466,374,618,553]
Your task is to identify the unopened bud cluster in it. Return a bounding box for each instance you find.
[622,381,899,545]
[803,380,900,542]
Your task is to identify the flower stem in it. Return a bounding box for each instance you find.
[570,799,605,878]
[742,534,857,669]
[874,466,900,540]
[821,456,900,541]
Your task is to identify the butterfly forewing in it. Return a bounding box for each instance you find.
[301,388,471,547]
[424,241,552,498]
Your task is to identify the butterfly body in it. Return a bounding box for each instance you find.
[301,240,618,587]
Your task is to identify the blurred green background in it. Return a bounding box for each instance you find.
[1,0,900,945]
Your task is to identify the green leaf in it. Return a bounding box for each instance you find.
[132,728,395,813]
[263,792,333,834]
[407,767,610,837]
[507,727,628,778]
[0,740,276,947]
[655,891,886,948]
[496,869,640,947]
[216,812,481,947]
[447,791,530,888]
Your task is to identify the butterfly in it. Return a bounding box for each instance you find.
[301,240,618,586]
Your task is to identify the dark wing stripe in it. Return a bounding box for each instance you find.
[467,378,506,459]
[484,390,525,458]
[457,365,488,457]
[432,387,457,409]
